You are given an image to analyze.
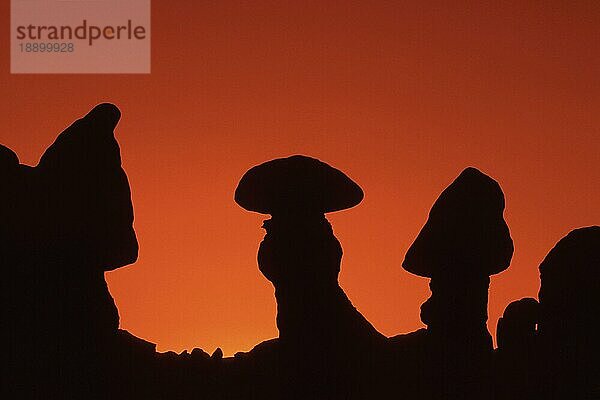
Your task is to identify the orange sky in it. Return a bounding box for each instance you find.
[1,2,599,355]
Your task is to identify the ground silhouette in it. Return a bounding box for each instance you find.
[2,104,598,399]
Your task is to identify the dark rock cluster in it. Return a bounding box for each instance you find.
[2,105,598,399]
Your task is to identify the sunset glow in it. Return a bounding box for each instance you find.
[1,2,599,355]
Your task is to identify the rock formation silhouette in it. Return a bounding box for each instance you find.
[232,155,386,398]
[2,105,157,399]
[390,167,514,399]
[537,226,600,399]
[494,297,540,399]
[496,297,539,352]
[495,226,600,400]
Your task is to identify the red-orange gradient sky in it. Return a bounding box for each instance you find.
[1,2,599,355]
